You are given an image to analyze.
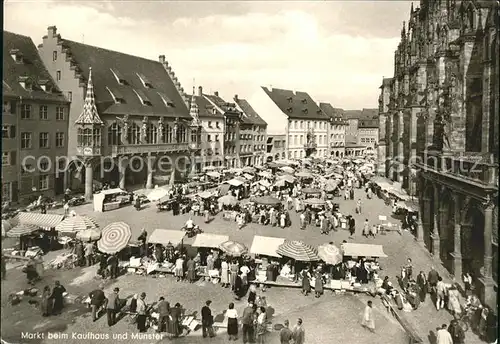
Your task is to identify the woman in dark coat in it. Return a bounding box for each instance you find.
[301,269,311,296]
[50,281,66,315]
[357,260,368,284]
[314,271,324,298]
[40,285,52,316]
[168,303,183,338]
[234,271,244,300]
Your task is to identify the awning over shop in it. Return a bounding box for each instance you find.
[342,243,387,258]
[6,224,40,238]
[192,233,230,248]
[12,212,64,229]
[148,229,185,246]
[226,179,245,187]
[206,171,221,178]
[99,188,126,196]
[250,235,285,258]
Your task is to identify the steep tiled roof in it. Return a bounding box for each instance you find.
[60,39,189,118]
[343,110,363,119]
[319,102,345,121]
[186,95,222,118]
[234,98,267,126]
[344,108,378,120]
[204,94,240,116]
[3,31,67,102]
[262,87,328,120]
[361,108,378,119]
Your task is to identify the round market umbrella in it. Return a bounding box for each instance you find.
[318,243,342,265]
[147,187,169,202]
[219,241,248,257]
[242,167,256,174]
[76,228,102,242]
[97,221,131,254]
[253,196,281,206]
[218,195,238,206]
[302,188,321,195]
[303,198,326,206]
[280,166,294,174]
[6,224,40,238]
[276,240,319,261]
[277,175,296,183]
[296,171,313,178]
[55,215,99,234]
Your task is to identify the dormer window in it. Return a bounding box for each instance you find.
[287,97,293,103]
[110,68,127,85]
[133,89,152,106]
[302,109,308,114]
[301,99,307,104]
[137,73,153,88]
[106,87,125,104]
[212,108,217,115]
[287,107,293,113]
[157,92,174,107]
[10,49,23,63]
[38,80,51,93]
[18,76,32,90]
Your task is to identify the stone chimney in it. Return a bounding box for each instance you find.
[214,91,219,97]
[159,55,165,64]
[234,94,238,101]
[47,26,57,37]
[198,86,203,96]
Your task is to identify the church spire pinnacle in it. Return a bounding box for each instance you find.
[189,84,200,127]
[75,67,103,125]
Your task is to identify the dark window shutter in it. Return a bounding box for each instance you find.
[10,125,16,138]
[10,151,16,165]
[10,101,16,114]
[11,181,18,202]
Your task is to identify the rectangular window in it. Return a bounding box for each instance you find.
[67,91,72,101]
[2,125,12,139]
[56,107,64,121]
[215,134,219,142]
[53,51,57,61]
[56,71,61,81]
[39,132,49,148]
[39,105,48,120]
[208,121,212,128]
[55,132,65,147]
[21,132,32,149]
[21,104,32,119]
[2,183,12,203]
[40,161,49,171]
[207,134,212,142]
[39,175,49,191]
[2,152,10,166]
[216,121,220,128]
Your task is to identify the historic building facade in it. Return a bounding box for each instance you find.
[380,0,499,308]
[233,95,267,167]
[319,103,347,158]
[38,26,198,200]
[358,118,379,155]
[266,135,287,162]
[250,87,330,160]
[3,31,70,204]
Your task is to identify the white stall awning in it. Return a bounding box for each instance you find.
[342,243,387,258]
[250,235,285,258]
[148,229,186,246]
[192,233,229,248]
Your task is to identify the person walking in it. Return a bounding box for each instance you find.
[255,306,267,344]
[136,292,148,333]
[292,318,305,344]
[156,297,170,333]
[40,285,52,317]
[225,302,239,341]
[362,219,370,237]
[301,269,311,296]
[361,300,375,333]
[436,323,453,344]
[221,257,230,288]
[50,280,66,315]
[279,320,293,344]
[356,199,362,214]
[314,270,324,298]
[436,277,447,311]
[448,319,465,344]
[84,241,94,267]
[300,212,306,230]
[416,270,427,302]
[241,301,255,344]
[201,300,215,338]
[89,284,106,322]
[104,287,120,327]
[348,216,356,237]
[428,266,440,294]
[186,256,196,283]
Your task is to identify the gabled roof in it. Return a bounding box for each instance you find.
[204,94,240,117]
[234,98,267,126]
[319,102,345,121]
[59,39,189,118]
[186,95,222,119]
[261,87,328,120]
[380,77,393,88]
[344,108,378,120]
[358,119,379,128]
[3,31,67,102]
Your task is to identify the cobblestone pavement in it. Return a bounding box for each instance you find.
[1,187,485,344]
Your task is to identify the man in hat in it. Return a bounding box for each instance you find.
[104,287,120,326]
[136,292,148,332]
[89,284,106,321]
[280,320,293,344]
[201,300,215,338]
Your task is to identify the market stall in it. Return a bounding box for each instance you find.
[250,236,285,284]
[341,243,387,259]
[97,221,132,254]
[219,240,248,257]
[11,212,64,230]
[93,188,128,212]
[250,236,285,258]
[191,233,229,248]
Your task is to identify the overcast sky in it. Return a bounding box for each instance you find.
[4,0,414,110]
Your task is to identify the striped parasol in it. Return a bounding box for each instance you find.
[219,241,248,257]
[55,215,99,233]
[147,187,169,202]
[76,228,102,242]
[97,222,131,254]
[276,240,319,261]
[318,243,342,265]
[6,224,40,238]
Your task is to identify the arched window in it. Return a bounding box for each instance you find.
[128,123,140,145]
[163,123,173,143]
[92,128,101,147]
[146,123,157,144]
[108,123,122,145]
[468,8,474,30]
